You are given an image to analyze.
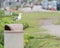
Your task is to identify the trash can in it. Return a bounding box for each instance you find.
[4,24,24,48]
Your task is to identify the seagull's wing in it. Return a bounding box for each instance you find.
[13,17,18,21]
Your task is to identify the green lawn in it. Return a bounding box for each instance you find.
[20,12,60,48]
[27,39,60,48]
[20,12,60,33]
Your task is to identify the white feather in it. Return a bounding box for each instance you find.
[16,13,22,21]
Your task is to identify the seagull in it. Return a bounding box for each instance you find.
[13,13,22,21]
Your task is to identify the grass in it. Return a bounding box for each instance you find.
[19,12,60,48]
[54,19,60,25]
[25,33,60,48]
[27,39,60,48]
[20,12,60,33]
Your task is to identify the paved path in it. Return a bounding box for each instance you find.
[40,18,60,37]
[41,25,60,36]
[19,5,60,12]
[19,5,51,12]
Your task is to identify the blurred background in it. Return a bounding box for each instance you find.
[0,0,60,11]
[0,0,60,48]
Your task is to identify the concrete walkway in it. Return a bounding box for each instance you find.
[42,25,60,36]
[20,5,51,12]
[40,18,60,37]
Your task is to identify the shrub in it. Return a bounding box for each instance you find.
[29,36,34,39]
[0,10,4,15]
[12,12,18,16]
[0,44,4,48]
[24,33,30,47]
[0,32,4,46]
[22,22,29,30]
[24,33,34,48]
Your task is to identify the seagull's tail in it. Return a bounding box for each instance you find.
[13,17,18,21]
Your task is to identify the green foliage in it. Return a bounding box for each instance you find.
[22,22,29,30]
[0,32,4,48]
[12,12,18,16]
[29,36,34,39]
[0,10,4,17]
[0,17,15,31]
[0,10,4,15]
[24,33,30,47]
[0,44,4,48]
[0,33,4,45]
[24,33,34,48]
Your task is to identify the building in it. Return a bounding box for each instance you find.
[0,0,38,9]
[57,0,60,1]
[0,0,4,8]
